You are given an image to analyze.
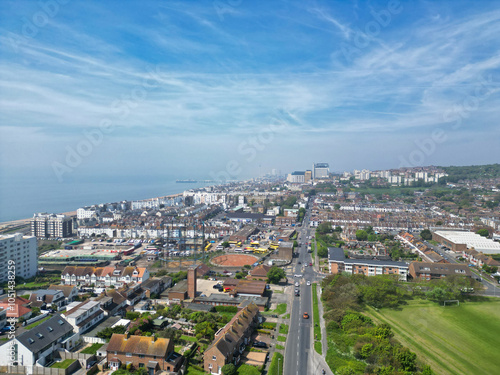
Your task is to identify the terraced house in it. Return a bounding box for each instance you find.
[106,334,183,374]
[61,265,149,287]
[204,302,260,374]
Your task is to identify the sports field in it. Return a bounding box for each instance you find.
[366,299,500,375]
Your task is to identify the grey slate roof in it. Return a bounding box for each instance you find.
[17,314,73,353]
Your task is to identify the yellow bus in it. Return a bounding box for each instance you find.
[250,241,260,247]
[236,241,242,247]
[253,248,268,254]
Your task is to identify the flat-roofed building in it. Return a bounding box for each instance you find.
[31,213,73,238]
[328,247,408,281]
[0,233,38,283]
[432,230,500,254]
[409,261,472,280]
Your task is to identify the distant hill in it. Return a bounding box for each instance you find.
[439,163,500,182]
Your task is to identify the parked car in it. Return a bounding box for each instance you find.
[253,341,268,348]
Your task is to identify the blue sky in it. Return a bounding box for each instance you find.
[1,0,500,182]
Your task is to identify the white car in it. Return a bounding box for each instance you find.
[306,281,311,286]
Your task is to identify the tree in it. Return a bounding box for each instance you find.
[334,226,343,233]
[355,230,368,241]
[316,222,333,234]
[436,220,443,226]
[476,229,489,237]
[221,241,230,248]
[317,245,329,258]
[221,363,237,375]
[420,229,432,240]
[267,266,286,284]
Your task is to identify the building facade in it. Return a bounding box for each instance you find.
[0,233,38,283]
[31,213,73,238]
[313,163,329,179]
[328,247,408,281]
[107,334,183,373]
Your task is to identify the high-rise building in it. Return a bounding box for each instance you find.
[304,170,312,183]
[313,163,329,179]
[287,171,305,183]
[0,233,38,282]
[31,213,73,238]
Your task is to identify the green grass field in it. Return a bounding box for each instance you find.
[366,299,500,375]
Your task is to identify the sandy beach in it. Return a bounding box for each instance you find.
[0,210,77,230]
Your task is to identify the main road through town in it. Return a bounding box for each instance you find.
[284,208,325,375]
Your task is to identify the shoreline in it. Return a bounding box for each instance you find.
[0,192,186,229]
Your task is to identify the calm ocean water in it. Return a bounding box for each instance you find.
[0,171,209,222]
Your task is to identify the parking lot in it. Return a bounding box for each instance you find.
[196,278,225,297]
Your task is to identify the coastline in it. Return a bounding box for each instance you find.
[0,192,186,229]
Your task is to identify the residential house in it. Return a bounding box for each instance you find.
[61,265,149,287]
[0,296,32,320]
[0,314,74,370]
[95,290,127,317]
[62,300,104,334]
[106,334,184,374]
[247,264,271,281]
[203,302,260,374]
[48,284,79,304]
[29,290,66,310]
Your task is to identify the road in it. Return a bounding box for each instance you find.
[284,207,325,375]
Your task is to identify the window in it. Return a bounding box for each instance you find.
[36,333,44,339]
[28,338,35,344]
[47,327,53,332]
[139,354,145,358]
[126,353,132,357]
[212,355,217,361]
[139,363,144,368]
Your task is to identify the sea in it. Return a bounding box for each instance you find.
[0,171,212,222]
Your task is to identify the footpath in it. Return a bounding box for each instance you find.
[310,240,334,375]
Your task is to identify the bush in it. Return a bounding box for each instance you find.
[215,306,238,313]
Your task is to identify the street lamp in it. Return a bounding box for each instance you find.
[278,357,281,375]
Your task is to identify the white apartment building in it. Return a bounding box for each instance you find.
[77,207,99,219]
[287,171,305,183]
[0,233,38,283]
[31,213,73,238]
[313,163,329,179]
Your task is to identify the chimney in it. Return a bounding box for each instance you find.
[187,267,197,299]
